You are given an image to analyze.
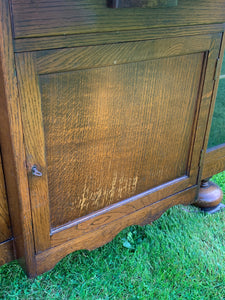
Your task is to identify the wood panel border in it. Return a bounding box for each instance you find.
[35,34,214,75]
[202,144,225,178]
[0,0,36,276]
[14,24,225,53]
[36,187,197,276]
[15,53,51,253]
[51,176,190,246]
[199,32,225,182]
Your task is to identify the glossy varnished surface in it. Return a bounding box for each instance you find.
[11,0,225,38]
[39,53,203,228]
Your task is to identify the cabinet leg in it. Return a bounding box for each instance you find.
[194,178,225,214]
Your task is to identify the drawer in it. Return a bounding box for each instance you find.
[11,0,225,39]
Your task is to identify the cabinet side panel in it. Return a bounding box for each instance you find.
[0,0,36,276]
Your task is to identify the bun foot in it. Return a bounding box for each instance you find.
[194,178,225,214]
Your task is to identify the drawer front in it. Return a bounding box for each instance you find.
[11,0,225,38]
[15,33,221,254]
[0,151,12,243]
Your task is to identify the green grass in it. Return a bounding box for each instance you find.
[0,172,224,299]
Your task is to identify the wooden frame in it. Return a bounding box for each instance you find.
[13,31,221,275]
[202,144,225,179]
[0,0,36,276]
[200,32,225,180]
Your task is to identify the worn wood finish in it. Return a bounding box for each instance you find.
[15,53,51,253]
[0,0,36,276]
[11,0,225,38]
[0,240,15,266]
[50,179,193,247]
[202,145,225,179]
[40,53,203,228]
[14,24,225,53]
[36,187,197,275]
[0,151,12,243]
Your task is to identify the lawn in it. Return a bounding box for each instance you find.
[0,171,224,299]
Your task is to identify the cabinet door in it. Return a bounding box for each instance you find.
[15,33,221,256]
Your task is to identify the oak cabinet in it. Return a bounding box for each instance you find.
[0,0,225,277]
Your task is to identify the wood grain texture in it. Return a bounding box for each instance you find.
[0,239,15,266]
[39,53,203,228]
[50,176,189,247]
[14,24,225,53]
[11,0,225,38]
[36,187,197,276]
[0,0,36,276]
[0,151,12,243]
[198,33,225,183]
[15,53,51,253]
[202,144,225,178]
[36,35,212,74]
[186,34,222,192]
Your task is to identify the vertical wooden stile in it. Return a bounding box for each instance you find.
[0,0,36,276]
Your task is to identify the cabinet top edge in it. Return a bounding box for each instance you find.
[9,0,225,40]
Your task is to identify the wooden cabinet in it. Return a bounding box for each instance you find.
[0,0,225,277]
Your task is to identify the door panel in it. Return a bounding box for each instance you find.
[15,34,221,252]
[40,54,203,228]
